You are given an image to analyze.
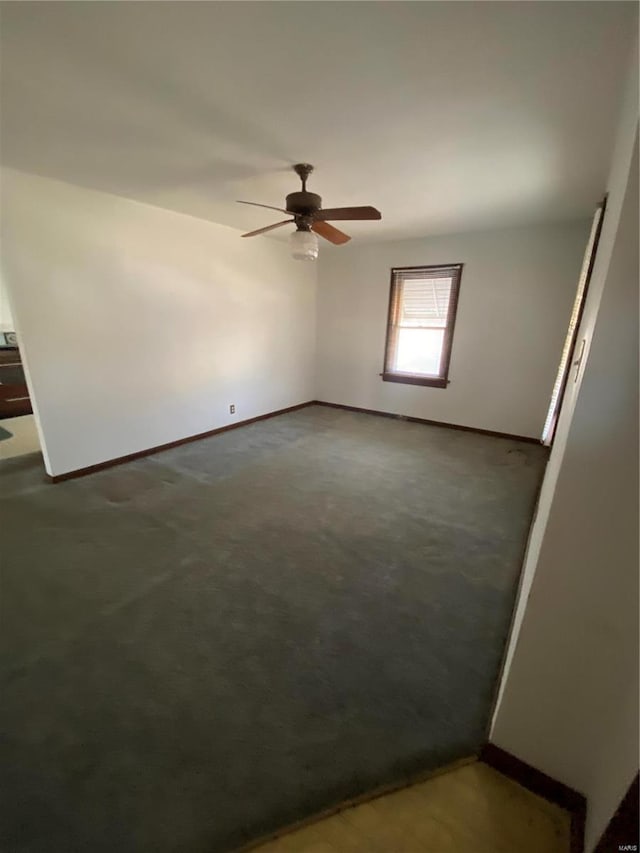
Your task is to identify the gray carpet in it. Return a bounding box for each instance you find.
[0,405,547,853]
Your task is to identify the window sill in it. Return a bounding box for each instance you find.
[381,372,449,389]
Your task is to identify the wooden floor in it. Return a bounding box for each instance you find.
[248,760,570,853]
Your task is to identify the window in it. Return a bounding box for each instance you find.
[382,264,462,388]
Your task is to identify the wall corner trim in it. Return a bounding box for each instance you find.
[480,743,586,853]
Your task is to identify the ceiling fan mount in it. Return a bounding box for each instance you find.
[292,162,314,186]
[236,163,381,255]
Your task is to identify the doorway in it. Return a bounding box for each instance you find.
[0,289,40,461]
[542,198,607,445]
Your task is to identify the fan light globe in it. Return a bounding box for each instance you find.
[290,229,319,261]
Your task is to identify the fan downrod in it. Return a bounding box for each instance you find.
[293,163,314,190]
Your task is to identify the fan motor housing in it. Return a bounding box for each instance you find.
[286,191,322,216]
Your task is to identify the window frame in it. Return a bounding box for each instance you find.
[382,263,463,389]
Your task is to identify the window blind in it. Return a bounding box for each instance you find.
[398,277,453,327]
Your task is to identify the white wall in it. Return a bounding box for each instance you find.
[493,34,640,706]
[490,34,638,833]
[0,168,316,477]
[491,130,638,851]
[491,32,638,848]
[316,221,589,438]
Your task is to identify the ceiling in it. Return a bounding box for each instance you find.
[0,2,635,242]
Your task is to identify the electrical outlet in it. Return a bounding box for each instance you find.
[229,404,235,414]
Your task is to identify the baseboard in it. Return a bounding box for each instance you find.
[481,743,586,853]
[48,401,315,483]
[49,398,543,482]
[313,400,544,445]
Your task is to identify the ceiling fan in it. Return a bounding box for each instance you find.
[237,163,381,260]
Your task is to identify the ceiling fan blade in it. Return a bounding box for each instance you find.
[314,206,381,221]
[241,219,294,238]
[237,200,293,216]
[312,221,351,245]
